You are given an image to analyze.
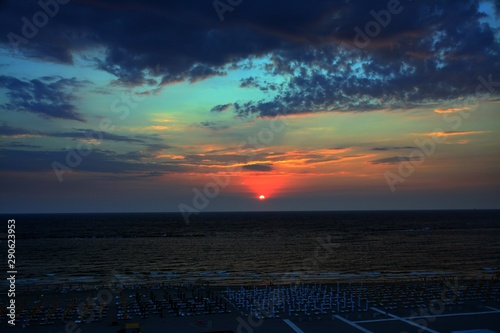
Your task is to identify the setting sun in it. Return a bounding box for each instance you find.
[259,195,266,200]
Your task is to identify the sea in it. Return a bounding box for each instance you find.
[1,210,499,289]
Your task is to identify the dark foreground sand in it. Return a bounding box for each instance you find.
[2,276,499,333]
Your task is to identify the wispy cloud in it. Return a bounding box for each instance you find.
[211,103,233,113]
[427,130,490,137]
[0,75,90,122]
[0,149,185,174]
[371,146,416,151]
[241,164,274,172]
[434,107,470,114]
[0,125,152,143]
[370,156,421,165]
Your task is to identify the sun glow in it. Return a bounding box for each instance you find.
[259,195,266,200]
[242,174,288,200]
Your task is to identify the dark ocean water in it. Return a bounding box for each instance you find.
[1,210,499,287]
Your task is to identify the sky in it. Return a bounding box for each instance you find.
[0,0,499,214]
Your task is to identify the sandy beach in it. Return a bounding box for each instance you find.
[2,275,499,333]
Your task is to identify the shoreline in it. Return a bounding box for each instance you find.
[6,269,499,293]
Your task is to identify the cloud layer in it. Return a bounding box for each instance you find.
[1,0,498,117]
[0,75,89,121]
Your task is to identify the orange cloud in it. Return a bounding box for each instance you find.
[147,125,169,130]
[156,154,185,160]
[153,118,173,123]
[434,107,469,114]
[428,130,489,137]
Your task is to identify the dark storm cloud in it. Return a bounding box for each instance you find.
[241,164,273,172]
[188,65,227,83]
[230,0,500,116]
[0,0,265,85]
[1,0,498,114]
[0,75,89,121]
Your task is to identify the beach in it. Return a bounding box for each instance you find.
[2,211,499,332]
[2,275,500,333]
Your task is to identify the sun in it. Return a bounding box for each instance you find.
[259,195,266,200]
